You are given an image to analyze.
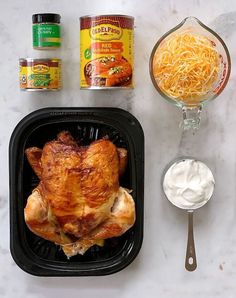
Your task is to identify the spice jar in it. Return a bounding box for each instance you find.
[32,13,61,49]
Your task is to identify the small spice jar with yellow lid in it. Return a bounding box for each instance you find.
[32,13,61,49]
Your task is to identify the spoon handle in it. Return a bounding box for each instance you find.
[185,211,197,271]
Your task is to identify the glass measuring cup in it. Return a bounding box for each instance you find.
[150,17,231,130]
[162,158,215,271]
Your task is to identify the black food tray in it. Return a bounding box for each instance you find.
[9,108,144,276]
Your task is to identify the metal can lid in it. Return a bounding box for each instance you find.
[32,13,61,24]
[80,14,134,20]
[19,58,61,62]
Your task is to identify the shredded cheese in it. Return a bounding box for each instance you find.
[153,33,220,104]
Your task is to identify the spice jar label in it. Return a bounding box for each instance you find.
[33,24,61,48]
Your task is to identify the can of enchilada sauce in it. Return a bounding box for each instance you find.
[80,15,134,89]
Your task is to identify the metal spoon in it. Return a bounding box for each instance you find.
[162,158,215,271]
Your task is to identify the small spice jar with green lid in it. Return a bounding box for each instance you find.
[32,13,61,49]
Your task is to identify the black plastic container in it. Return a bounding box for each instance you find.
[9,108,144,276]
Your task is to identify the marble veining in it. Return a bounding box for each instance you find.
[1,0,236,297]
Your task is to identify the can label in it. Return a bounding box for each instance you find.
[33,24,61,48]
[80,15,134,88]
[19,59,61,90]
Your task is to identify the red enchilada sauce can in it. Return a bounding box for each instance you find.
[80,15,134,89]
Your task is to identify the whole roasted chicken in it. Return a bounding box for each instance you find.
[24,131,135,257]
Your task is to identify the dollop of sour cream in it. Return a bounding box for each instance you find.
[163,159,215,209]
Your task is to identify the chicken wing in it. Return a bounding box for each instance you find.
[25,147,42,178]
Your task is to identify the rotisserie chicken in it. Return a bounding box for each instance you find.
[24,131,135,257]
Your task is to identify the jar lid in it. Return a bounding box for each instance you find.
[32,13,61,24]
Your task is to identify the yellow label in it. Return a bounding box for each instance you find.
[80,19,133,88]
[19,61,61,90]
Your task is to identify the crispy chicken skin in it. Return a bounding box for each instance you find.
[24,131,135,257]
[24,186,72,245]
[62,187,135,257]
[117,148,128,176]
[25,147,43,178]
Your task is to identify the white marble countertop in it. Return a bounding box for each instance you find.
[1,0,236,297]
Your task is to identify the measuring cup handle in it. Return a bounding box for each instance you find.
[185,211,197,271]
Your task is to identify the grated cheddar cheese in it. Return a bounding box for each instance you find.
[153,33,220,104]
